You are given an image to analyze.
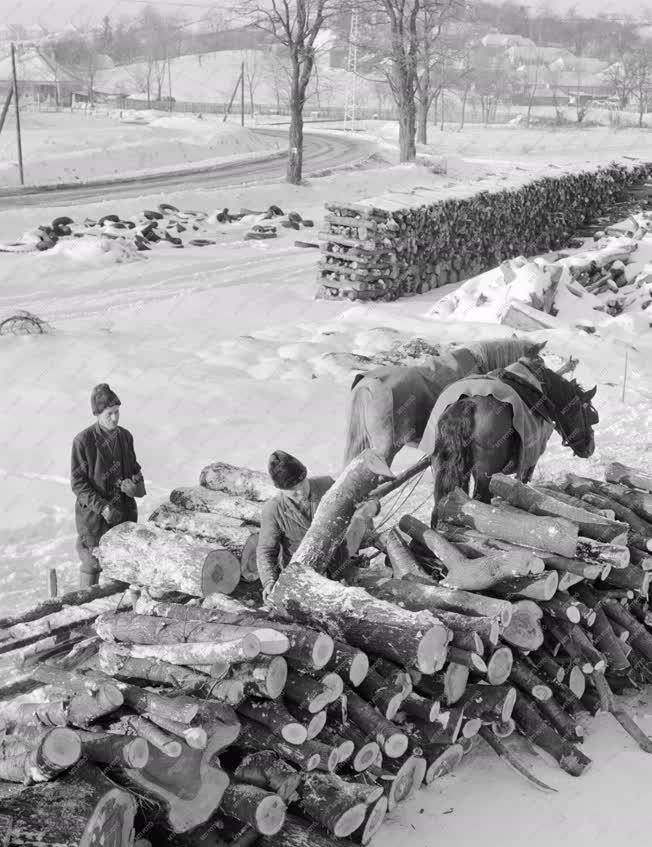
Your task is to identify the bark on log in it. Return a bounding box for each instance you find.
[599,563,650,594]
[297,772,367,837]
[528,650,564,683]
[0,581,127,630]
[575,537,629,570]
[145,714,207,750]
[272,566,449,674]
[125,715,182,758]
[605,463,652,494]
[457,684,516,723]
[437,489,578,557]
[284,669,341,713]
[429,609,499,648]
[580,493,652,550]
[317,724,355,762]
[356,667,406,720]
[96,522,241,596]
[540,595,582,624]
[385,528,429,578]
[481,647,514,686]
[489,474,628,543]
[236,720,322,772]
[220,783,286,835]
[238,699,308,745]
[170,485,263,524]
[535,485,615,518]
[149,502,259,581]
[234,752,302,802]
[0,727,81,784]
[489,571,559,602]
[602,601,652,662]
[345,687,408,758]
[325,640,369,686]
[446,647,486,673]
[537,695,584,742]
[0,762,137,846]
[351,795,388,845]
[501,600,544,651]
[119,637,261,666]
[566,474,652,533]
[415,661,468,706]
[400,515,539,589]
[353,571,512,626]
[200,461,277,501]
[229,656,288,699]
[98,642,215,694]
[326,718,380,771]
[509,658,553,701]
[284,703,327,740]
[366,755,426,810]
[77,729,149,769]
[259,815,358,847]
[399,692,439,723]
[421,705,464,745]
[512,694,591,776]
[419,742,464,784]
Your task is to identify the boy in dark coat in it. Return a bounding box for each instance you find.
[256,450,375,601]
[71,384,146,587]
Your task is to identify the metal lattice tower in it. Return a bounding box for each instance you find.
[343,7,359,129]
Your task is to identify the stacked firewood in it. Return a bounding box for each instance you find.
[1,453,652,846]
[315,162,652,302]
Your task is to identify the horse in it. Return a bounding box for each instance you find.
[428,358,598,505]
[343,338,547,467]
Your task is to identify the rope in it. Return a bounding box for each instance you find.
[375,468,429,532]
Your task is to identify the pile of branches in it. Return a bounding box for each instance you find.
[315,162,652,302]
[1,455,652,846]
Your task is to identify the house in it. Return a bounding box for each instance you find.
[550,56,609,76]
[481,32,536,49]
[506,45,575,67]
[0,47,80,105]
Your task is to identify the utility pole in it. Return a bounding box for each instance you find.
[241,59,245,126]
[10,43,24,185]
[343,7,359,130]
[167,56,172,111]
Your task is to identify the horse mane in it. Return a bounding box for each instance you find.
[531,361,586,408]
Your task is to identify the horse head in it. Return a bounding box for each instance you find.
[547,374,598,458]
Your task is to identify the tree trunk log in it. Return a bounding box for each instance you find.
[272,565,449,674]
[602,600,652,662]
[229,656,288,699]
[170,485,262,523]
[415,661,468,705]
[500,600,544,651]
[259,815,358,847]
[96,522,241,596]
[351,795,388,845]
[238,699,307,745]
[149,503,259,581]
[98,642,215,694]
[0,727,81,783]
[234,752,302,802]
[437,489,578,557]
[325,640,369,687]
[77,729,149,769]
[599,563,650,594]
[478,646,514,686]
[489,474,628,543]
[286,449,392,575]
[575,537,629,570]
[221,783,286,835]
[344,688,408,758]
[366,755,425,810]
[297,772,367,837]
[427,608,499,648]
[400,515,539,589]
[284,669,341,713]
[284,703,327,740]
[119,637,261,666]
[325,718,380,771]
[0,763,137,846]
[457,683,516,723]
[605,462,652,494]
[317,724,355,762]
[566,474,652,531]
[512,694,591,776]
[489,571,559,602]
[356,667,406,720]
[0,581,127,630]
[385,528,428,578]
[354,571,512,626]
[509,657,553,701]
[237,720,326,771]
[200,461,277,500]
[540,595,582,624]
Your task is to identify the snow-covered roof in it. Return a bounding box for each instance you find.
[550,56,609,75]
[481,32,535,48]
[507,45,574,65]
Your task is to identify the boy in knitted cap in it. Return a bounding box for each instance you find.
[70,384,146,587]
[256,450,376,601]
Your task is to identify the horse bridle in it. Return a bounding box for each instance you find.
[555,397,598,453]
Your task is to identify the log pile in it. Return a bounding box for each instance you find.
[2,454,652,846]
[315,162,652,302]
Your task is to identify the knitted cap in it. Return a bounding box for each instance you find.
[91,383,121,415]
[268,450,307,490]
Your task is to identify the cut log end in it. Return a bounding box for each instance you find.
[353,741,381,772]
[336,739,355,763]
[202,549,241,595]
[417,624,449,674]
[281,723,309,746]
[349,651,370,687]
[424,744,464,784]
[384,732,409,759]
[462,717,482,739]
[42,727,83,770]
[123,737,150,768]
[355,795,388,845]
[265,657,289,699]
[334,803,367,838]
[486,647,514,685]
[306,711,327,741]
[256,793,287,836]
[312,633,337,671]
[390,756,426,806]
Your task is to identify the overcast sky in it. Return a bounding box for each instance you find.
[4,0,651,31]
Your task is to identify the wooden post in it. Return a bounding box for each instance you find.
[0,86,13,137]
[48,568,58,598]
[241,59,246,126]
[11,43,24,185]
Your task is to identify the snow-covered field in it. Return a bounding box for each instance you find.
[0,110,280,187]
[0,123,651,846]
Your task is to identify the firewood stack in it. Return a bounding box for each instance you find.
[1,453,652,845]
[315,162,652,302]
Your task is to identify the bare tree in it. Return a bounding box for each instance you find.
[244,0,331,184]
[243,51,261,115]
[626,47,652,127]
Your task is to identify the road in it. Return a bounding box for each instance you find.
[0,130,375,209]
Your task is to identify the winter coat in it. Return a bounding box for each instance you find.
[71,423,145,549]
[256,475,346,589]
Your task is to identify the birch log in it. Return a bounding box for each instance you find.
[170,485,262,523]
[200,461,277,500]
[96,522,241,596]
[605,462,652,494]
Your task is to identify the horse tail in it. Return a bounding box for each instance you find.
[344,379,373,466]
[433,398,476,501]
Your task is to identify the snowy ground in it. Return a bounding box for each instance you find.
[0,125,651,846]
[0,110,280,187]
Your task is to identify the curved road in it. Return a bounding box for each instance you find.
[0,130,375,209]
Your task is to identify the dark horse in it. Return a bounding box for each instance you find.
[431,360,598,504]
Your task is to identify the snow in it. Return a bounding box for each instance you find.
[0,110,280,187]
[0,121,651,847]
